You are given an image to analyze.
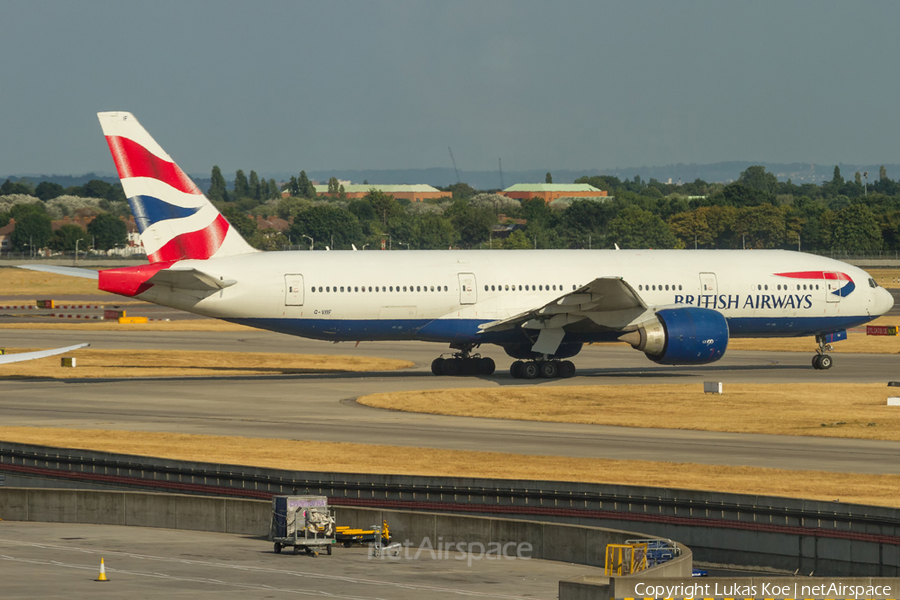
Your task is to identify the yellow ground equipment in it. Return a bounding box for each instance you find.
[335,520,390,547]
[604,542,648,575]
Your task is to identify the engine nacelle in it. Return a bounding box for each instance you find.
[620,307,728,365]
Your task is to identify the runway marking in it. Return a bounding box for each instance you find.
[0,538,540,600]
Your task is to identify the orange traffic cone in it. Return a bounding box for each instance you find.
[96,557,108,582]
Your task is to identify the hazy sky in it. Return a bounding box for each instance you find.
[2,0,900,177]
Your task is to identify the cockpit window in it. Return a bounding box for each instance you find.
[869,278,878,288]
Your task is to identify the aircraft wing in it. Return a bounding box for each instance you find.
[144,267,236,291]
[0,343,90,365]
[17,265,99,279]
[478,277,649,355]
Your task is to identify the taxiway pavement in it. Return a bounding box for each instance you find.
[1,330,899,475]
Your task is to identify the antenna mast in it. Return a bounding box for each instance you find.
[448,147,460,184]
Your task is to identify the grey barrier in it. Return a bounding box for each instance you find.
[0,487,691,577]
[1,441,897,575]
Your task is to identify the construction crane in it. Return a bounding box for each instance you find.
[448,147,460,184]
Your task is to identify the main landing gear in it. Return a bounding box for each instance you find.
[811,334,834,370]
[509,360,576,380]
[431,344,495,376]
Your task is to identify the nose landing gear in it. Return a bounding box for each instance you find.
[812,334,834,370]
[431,344,495,376]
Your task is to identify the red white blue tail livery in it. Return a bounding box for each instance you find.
[98,112,256,263]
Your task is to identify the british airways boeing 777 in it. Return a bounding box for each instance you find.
[22,113,895,378]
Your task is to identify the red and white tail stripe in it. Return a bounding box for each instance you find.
[97,112,256,264]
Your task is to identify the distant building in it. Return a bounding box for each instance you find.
[498,183,607,203]
[313,184,451,202]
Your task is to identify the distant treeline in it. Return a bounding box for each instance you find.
[4,163,900,256]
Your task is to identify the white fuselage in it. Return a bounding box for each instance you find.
[132,249,893,345]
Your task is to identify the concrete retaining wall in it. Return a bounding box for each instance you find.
[0,487,691,577]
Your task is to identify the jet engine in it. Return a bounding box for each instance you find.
[619,307,728,365]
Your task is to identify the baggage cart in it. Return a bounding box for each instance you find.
[270,495,336,556]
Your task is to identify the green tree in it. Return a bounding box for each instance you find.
[87,213,127,250]
[545,172,553,184]
[447,200,494,248]
[446,182,476,200]
[364,189,401,226]
[297,171,316,198]
[880,165,888,181]
[234,169,249,199]
[34,181,65,201]
[500,229,531,249]
[81,179,114,199]
[50,224,89,252]
[269,179,279,199]
[289,205,362,249]
[249,170,260,200]
[738,166,777,194]
[416,213,456,249]
[606,206,676,249]
[208,166,227,201]
[830,204,882,254]
[327,177,340,195]
[11,212,53,251]
[221,206,258,240]
[0,178,32,195]
[733,204,786,249]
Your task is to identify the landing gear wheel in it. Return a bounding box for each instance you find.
[559,360,576,378]
[442,359,461,376]
[478,357,495,375]
[812,355,822,369]
[431,357,444,375]
[539,361,558,379]
[510,360,524,378]
[522,362,540,379]
[461,358,479,376]
[819,354,833,369]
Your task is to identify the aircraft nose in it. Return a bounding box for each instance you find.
[877,286,895,315]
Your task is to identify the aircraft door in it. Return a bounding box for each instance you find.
[458,272,477,305]
[699,272,717,296]
[825,272,842,303]
[285,274,304,306]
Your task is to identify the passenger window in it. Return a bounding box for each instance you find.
[484,285,489,291]
[678,285,682,290]
[505,285,509,291]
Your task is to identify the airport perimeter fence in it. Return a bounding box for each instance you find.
[1,441,899,575]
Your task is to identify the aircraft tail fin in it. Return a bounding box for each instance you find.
[97,112,257,264]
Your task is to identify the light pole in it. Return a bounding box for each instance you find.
[864,171,869,197]
[399,241,410,250]
[75,238,81,265]
[362,244,369,250]
[302,235,314,250]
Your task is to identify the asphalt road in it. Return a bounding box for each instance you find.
[1,328,900,475]
[0,522,581,600]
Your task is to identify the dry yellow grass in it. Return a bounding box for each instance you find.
[0,426,896,507]
[359,383,900,441]
[0,348,411,378]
